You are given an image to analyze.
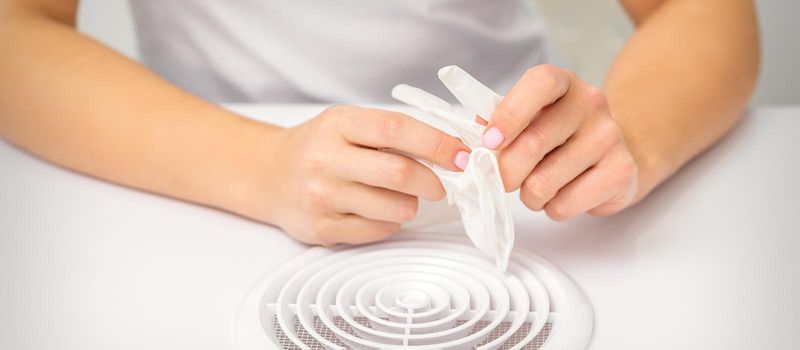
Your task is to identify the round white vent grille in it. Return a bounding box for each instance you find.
[234,233,593,349]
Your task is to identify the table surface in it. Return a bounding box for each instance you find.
[1,104,799,349]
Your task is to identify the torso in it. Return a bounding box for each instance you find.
[129,0,560,103]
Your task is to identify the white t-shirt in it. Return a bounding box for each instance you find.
[129,0,561,103]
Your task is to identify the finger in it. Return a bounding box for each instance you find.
[497,94,586,191]
[333,183,419,224]
[320,214,400,245]
[484,65,572,150]
[542,150,637,221]
[338,107,470,171]
[589,193,635,217]
[337,147,446,201]
[518,120,614,211]
[589,158,639,216]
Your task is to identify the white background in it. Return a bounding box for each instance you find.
[76,0,800,105]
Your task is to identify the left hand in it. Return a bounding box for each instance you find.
[482,64,639,220]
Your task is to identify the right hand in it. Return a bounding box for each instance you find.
[253,105,471,245]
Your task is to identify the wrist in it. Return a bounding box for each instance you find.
[621,125,669,204]
[207,113,285,224]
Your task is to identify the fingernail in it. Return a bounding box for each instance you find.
[482,127,504,149]
[454,150,470,170]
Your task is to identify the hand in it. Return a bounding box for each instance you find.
[483,65,639,221]
[257,105,470,245]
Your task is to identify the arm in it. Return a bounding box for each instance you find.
[0,0,470,244]
[482,0,758,220]
[0,0,279,217]
[608,0,759,200]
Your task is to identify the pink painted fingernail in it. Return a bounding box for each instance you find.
[454,151,470,170]
[482,127,504,149]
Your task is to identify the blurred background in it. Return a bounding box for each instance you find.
[77,0,798,105]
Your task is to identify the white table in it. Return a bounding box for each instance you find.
[1,105,798,349]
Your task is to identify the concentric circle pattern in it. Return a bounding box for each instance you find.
[235,233,593,350]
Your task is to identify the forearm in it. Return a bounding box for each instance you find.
[605,0,759,200]
[0,6,281,217]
